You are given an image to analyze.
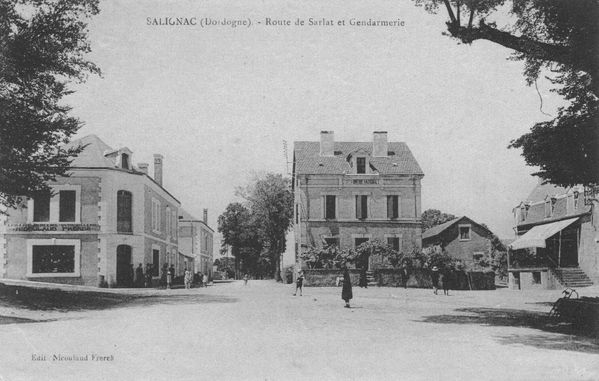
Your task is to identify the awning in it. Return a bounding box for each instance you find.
[509,217,578,250]
[179,251,195,259]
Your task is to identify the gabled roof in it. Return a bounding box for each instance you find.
[526,183,569,203]
[293,141,423,175]
[422,216,493,240]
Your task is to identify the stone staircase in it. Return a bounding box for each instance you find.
[551,267,594,288]
[366,270,378,287]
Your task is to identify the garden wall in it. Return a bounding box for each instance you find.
[303,268,495,290]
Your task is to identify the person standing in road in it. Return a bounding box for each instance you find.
[184,269,192,289]
[431,266,440,295]
[203,273,208,287]
[359,267,368,288]
[294,270,304,296]
[166,266,173,289]
[341,268,353,308]
[243,273,249,286]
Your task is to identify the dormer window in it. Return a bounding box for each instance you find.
[357,157,366,174]
[121,153,129,169]
[574,191,579,209]
[519,204,527,222]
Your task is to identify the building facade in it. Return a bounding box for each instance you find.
[178,208,214,277]
[0,135,180,287]
[508,182,598,290]
[293,131,424,269]
[422,216,496,267]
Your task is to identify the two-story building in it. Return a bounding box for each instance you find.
[508,182,598,289]
[178,208,214,278]
[293,131,424,269]
[0,135,180,287]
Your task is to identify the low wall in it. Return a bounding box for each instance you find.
[303,268,495,290]
[302,269,361,287]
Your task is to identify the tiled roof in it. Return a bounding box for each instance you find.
[526,183,569,203]
[63,134,116,168]
[293,141,423,175]
[422,216,493,239]
[178,208,198,221]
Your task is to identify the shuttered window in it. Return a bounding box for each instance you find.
[355,195,368,219]
[387,195,399,219]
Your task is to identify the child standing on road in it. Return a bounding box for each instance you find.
[203,273,208,287]
[431,266,440,295]
[243,273,249,286]
[294,270,304,296]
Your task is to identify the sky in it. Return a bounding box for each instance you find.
[65,0,566,243]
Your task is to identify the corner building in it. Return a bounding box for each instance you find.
[293,131,424,269]
[0,135,180,287]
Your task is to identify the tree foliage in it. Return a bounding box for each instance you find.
[0,0,101,210]
[421,209,456,232]
[413,0,599,186]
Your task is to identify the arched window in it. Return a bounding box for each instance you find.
[117,190,133,233]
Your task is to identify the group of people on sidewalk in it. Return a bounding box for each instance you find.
[159,263,209,289]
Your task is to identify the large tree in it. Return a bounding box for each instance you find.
[237,173,293,281]
[0,0,100,211]
[217,202,254,278]
[421,208,456,232]
[414,0,599,186]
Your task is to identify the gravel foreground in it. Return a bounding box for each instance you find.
[0,280,598,381]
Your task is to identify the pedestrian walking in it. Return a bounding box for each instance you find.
[135,263,144,288]
[341,268,353,308]
[431,266,440,295]
[202,273,208,287]
[145,264,153,288]
[197,272,204,288]
[441,267,451,296]
[293,270,304,296]
[359,267,368,288]
[166,266,173,289]
[160,263,168,288]
[243,273,249,286]
[184,269,192,289]
[401,263,409,289]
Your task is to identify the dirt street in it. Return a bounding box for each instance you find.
[0,281,597,381]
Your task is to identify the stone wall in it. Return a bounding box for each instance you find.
[303,269,361,287]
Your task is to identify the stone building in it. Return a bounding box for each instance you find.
[178,208,214,278]
[508,182,598,290]
[292,131,424,269]
[422,216,496,267]
[0,135,180,287]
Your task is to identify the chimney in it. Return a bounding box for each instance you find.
[153,154,163,186]
[320,131,334,156]
[138,162,149,175]
[372,131,388,157]
[203,208,208,224]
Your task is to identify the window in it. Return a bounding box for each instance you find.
[325,195,336,219]
[574,191,579,209]
[121,153,129,169]
[387,195,399,219]
[356,157,366,174]
[152,249,160,276]
[355,195,368,219]
[519,205,527,222]
[58,190,76,222]
[117,190,132,233]
[354,237,369,248]
[532,271,541,284]
[459,225,471,240]
[387,237,400,251]
[473,252,484,261]
[544,198,556,218]
[324,237,339,248]
[27,239,80,277]
[33,194,51,222]
[152,198,161,232]
[172,210,177,237]
[166,207,171,236]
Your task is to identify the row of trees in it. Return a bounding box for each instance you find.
[217,173,293,281]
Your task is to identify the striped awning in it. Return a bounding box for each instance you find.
[509,218,578,250]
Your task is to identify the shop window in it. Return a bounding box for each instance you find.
[31,245,75,274]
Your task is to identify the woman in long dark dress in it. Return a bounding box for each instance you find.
[358,267,367,288]
[341,268,353,308]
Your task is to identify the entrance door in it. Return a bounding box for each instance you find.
[354,238,369,269]
[116,245,132,287]
[559,227,579,267]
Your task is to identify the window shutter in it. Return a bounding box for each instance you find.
[361,195,368,219]
[355,196,361,219]
[387,196,393,219]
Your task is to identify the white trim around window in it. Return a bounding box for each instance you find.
[26,239,81,277]
[152,198,161,233]
[458,224,472,241]
[27,185,81,224]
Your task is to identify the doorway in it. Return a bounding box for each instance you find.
[116,245,132,287]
